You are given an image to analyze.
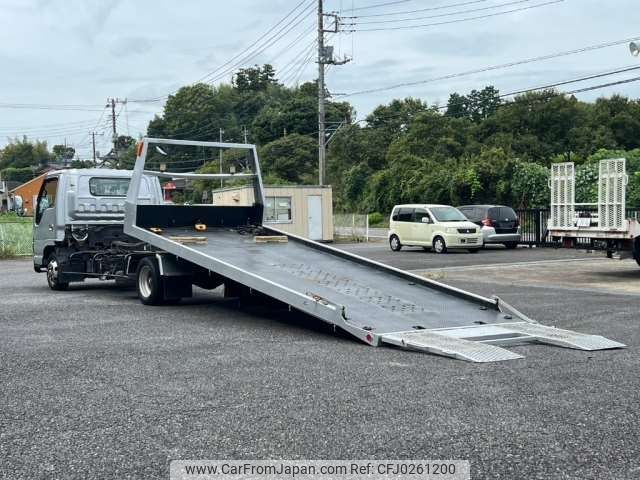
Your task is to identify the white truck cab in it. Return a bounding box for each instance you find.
[388,204,483,253]
[33,169,163,273]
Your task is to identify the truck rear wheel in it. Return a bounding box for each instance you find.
[46,254,69,291]
[137,257,164,305]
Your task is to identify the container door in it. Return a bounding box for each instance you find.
[307,195,323,240]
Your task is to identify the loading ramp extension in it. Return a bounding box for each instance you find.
[124,138,625,363]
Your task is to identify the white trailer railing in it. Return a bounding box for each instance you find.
[549,158,629,231]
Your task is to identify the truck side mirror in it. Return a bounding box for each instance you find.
[421,217,430,224]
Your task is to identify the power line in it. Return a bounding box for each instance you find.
[347,0,488,18]
[203,3,317,87]
[128,0,315,103]
[498,65,640,98]
[340,35,640,97]
[279,36,319,82]
[350,67,640,126]
[0,104,105,112]
[350,0,563,31]
[287,42,319,85]
[267,22,316,65]
[350,0,414,12]
[350,0,541,25]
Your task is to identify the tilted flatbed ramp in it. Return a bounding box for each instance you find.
[124,138,625,363]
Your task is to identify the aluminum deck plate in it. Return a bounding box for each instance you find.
[162,227,510,333]
[381,330,524,363]
[499,323,627,350]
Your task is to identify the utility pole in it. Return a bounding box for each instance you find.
[219,128,224,188]
[90,132,104,166]
[243,126,248,144]
[318,0,326,186]
[106,97,127,160]
[317,0,351,186]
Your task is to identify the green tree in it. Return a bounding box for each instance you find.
[0,137,52,169]
[52,144,76,163]
[259,134,317,184]
[233,64,278,92]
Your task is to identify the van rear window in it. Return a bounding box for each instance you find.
[489,207,517,220]
[89,178,130,197]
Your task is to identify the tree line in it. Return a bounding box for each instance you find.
[142,65,640,211]
[3,64,640,212]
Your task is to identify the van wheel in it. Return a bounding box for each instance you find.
[433,236,447,254]
[137,257,164,305]
[46,254,69,291]
[389,235,402,252]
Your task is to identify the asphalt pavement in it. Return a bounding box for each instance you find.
[1,247,638,480]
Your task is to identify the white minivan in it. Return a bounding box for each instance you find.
[388,204,483,253]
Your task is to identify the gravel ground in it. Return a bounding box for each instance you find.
[0,249,638,480]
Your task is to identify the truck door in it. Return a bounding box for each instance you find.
[33,177,59,265]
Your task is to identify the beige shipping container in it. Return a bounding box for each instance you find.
[212,185,333,241]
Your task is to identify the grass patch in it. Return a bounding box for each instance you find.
[0,222,33,257]
[0,213,32,224]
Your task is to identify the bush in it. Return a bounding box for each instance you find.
[368,212,385,226]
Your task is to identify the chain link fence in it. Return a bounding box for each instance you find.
[333,213,370,241]
[0,222,33,257]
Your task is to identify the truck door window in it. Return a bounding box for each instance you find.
[36,177,58,224]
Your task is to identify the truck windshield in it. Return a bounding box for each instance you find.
[89,178,130,197]
[430,206,468,222]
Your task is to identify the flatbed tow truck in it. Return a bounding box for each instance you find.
[34,138,625,362]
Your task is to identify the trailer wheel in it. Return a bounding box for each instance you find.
[137,257,164,305]
[46,254,69,291]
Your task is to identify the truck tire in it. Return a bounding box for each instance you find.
[634,238,640,267]
[46,254,69,291]
[136,257,164,305]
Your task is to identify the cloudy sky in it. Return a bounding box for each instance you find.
[0,0,638,159]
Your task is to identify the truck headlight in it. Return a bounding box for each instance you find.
[446,227,459,234]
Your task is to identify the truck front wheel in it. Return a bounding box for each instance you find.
[46,254,69,291]
[137,257,164,305]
